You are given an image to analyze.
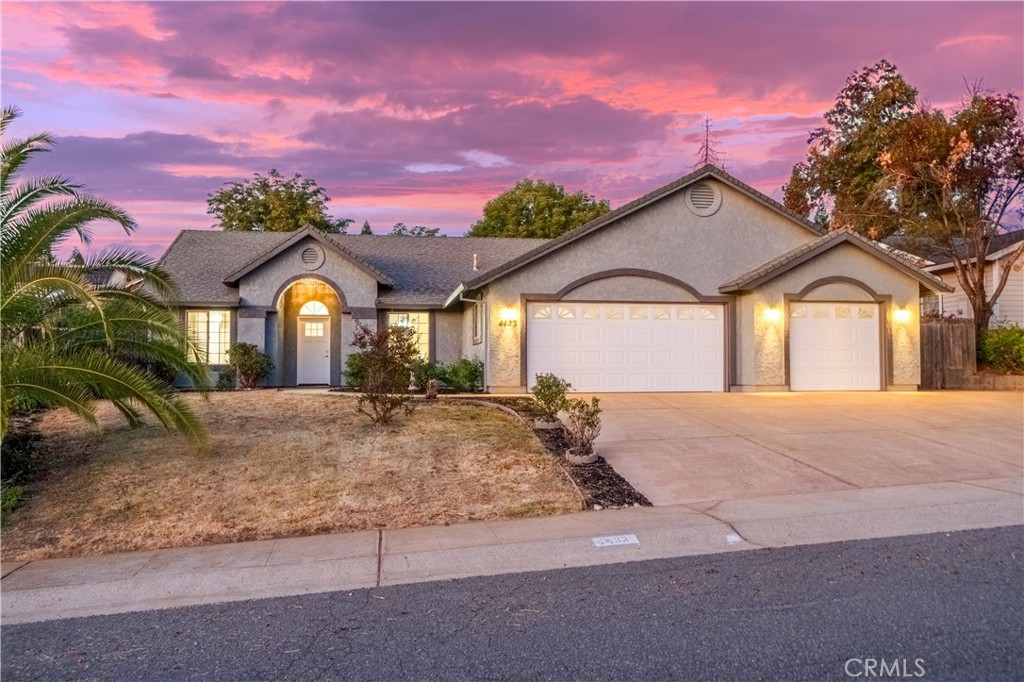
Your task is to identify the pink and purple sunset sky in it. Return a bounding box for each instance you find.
[2,1,1022,257]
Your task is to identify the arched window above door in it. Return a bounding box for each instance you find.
[299,300,329,316]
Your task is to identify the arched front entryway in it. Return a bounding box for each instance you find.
[275,278,345,386]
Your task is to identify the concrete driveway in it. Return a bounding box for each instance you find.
[594,391,1023,506]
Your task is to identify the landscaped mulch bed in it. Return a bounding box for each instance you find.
[451,397,652,510]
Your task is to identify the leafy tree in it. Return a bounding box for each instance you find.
[784,60,918,233]
[360,220,373,235]
[390,222,440,237]
[467,179,610,238]
[1,105,207,445]
[785,62,1024,337]
[876,92,1024,332]
[207,169,352,234]
[332,217,354,234]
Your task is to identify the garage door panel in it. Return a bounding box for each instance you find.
[790,302,880,391]
[527,302,724,392]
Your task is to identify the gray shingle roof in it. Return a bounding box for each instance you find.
[339,235,546,306]
[159,230,290,304]
[158,230,546,307]
[919,230,1024,266]
[719,229,951,293]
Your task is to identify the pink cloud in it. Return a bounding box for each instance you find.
[2,1,1021,257]
[937,34,1010,50]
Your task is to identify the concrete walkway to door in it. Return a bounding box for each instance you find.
[595,391,1023,506]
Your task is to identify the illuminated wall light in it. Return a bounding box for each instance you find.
[893,307,912,323]
[498,307,519,328]
[763,305,782,323]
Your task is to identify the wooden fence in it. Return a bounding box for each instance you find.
[920,319,976,389]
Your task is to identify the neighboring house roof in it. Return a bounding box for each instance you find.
[158,229,546,307]
[458,164,826,292]
[885,230,1024,269]
[718,229,953,294]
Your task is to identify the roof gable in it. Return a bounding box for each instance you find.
[222,227,394,286]
[719,229,953,293]
[461,164,825,291]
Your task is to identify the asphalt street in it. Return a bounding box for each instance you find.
[2,526,1022,682]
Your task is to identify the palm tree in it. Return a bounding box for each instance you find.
[1,105,207,446]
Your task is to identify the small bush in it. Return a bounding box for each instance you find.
[563,397,602,457]
[352,322,420,425]
[226,342,274,389]
[0,429,41,482]
[532,373,572,421]
[1,483,25,523]
[216,366,238,390]
[979,322,1024,373]
[412,359,443,392]
[442,358,484,392]
[345,352,368,388]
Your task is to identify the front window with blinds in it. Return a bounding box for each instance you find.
[187,310,231,365]
[388,311,430,359]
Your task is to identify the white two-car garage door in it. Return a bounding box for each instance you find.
[526,302,724,392]
[789,302,881,390]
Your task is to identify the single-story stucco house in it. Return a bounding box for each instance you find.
[159,165,953,393]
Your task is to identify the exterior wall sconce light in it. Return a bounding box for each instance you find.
[498,307,519,328]
[763,305,782,323]
[893,306,912,323]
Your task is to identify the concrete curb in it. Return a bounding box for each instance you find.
[2,477,1021,625]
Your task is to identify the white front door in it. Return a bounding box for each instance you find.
[297,316,331,384]
[526,302,725,392]
[789,302,881,390]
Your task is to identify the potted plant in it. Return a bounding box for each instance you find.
[563,397,601,464]
[531,373,571,429]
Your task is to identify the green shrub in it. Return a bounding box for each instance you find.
[344,352,368,388]
[226,342,274,389]
[441,358,484,392]
[531,373,572,421]
[412,359,443,392]
[216,366,238,390]
[979,322,1024,373]
[563,397,602,457]
[352,322,420,425]
[1,483,25,523]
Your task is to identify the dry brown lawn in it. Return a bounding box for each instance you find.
[1,392,582,561]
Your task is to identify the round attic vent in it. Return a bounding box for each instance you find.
[686,181,722,217]
[299,244,325,270]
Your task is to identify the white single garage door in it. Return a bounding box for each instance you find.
[526,302,725,392]
[789,302,881,391]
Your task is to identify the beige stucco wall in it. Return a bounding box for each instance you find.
[561,276,700,302]
[734,242,923,389]
[434,310,464,364]
[482,180,817,389]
